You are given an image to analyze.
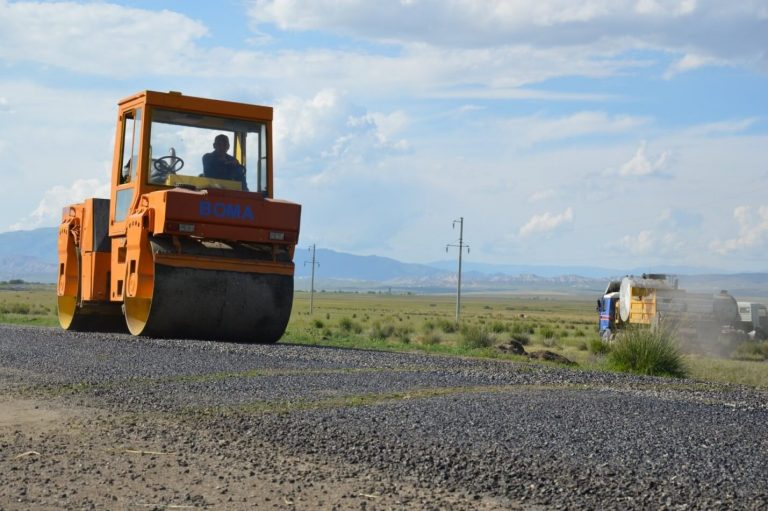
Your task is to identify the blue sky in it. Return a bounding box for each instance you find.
[0,0,766,272]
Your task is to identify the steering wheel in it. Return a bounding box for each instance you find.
[153,155,185,174]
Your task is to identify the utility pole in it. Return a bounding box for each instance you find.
[446,217,469,323]
[304,244,319,315]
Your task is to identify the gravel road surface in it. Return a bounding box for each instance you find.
[1,324,768,510]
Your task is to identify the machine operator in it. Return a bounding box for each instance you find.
[202,134,248,191]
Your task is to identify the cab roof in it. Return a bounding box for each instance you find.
[117,90,273,121]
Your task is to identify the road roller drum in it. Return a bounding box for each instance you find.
[124,265,293,342]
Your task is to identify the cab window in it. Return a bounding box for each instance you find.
[119,109,142,185]
[146,108,268,194]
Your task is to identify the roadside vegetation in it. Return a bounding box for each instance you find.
[1,283,767,387]
[0,281,58,327]
[607,327,687,378]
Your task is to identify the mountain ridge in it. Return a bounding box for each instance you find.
[1,228,766,297]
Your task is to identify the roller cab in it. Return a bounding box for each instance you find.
[57,91,301,342]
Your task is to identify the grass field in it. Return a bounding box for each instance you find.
[0,282,58,327]
[2,283,767,387]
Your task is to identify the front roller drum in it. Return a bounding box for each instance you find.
[124,264,294,343]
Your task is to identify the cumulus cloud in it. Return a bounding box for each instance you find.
[9,179,110,231]
[618,229,655,254]
[618,141,671,177]
[612,229,685,256]
[519,207,573,237]
[273,89,410,181]
[710,205,768,254]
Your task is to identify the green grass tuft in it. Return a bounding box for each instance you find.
[731,341,768,361]
[489,321,507,333]
[608,327,687,378]
[459,325,493,349]
[420,332,442,345]
[539,326,556,339]
[338,317,363,334]
[370,321,396,340]
[509,333,530,345]
[588,338,611,355]
[437,319,458,333]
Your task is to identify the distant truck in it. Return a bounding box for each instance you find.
[737,302,768,339]
[596,274,758,342]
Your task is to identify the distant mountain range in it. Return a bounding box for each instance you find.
[2,227,767,297]
[0,227,59,284]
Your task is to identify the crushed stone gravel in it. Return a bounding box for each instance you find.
[1,324,768,510]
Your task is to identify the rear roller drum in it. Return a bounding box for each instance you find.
[58,296,127,333]
[57,234,126,333]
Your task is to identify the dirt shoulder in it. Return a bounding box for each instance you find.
[1,397,521,511]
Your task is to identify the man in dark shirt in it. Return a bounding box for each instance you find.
[202,134,248,191]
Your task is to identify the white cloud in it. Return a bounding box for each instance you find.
[618,141,671,177]
[247,0,768,73]
[0,1,208,77]
[613,229,684,256]
[273,89,410,182]
[620,229,655,254]
[0,0,758,104]
[362,111,410,145]
[659,208,703,230]
[274,89,343,155]
[530,189,557,203]
[519,207,573,237]
[710,206,768,254]
[0,0,641,94]
[684,118,759,137]
[0,2,766,274]
[428,87,614,102]
[664,53,726,78]
[0,80,117,232]
[239,44,644,100]
[503,111,649,147]
[9,179,110,231]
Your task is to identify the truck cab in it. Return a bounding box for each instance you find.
[737,302,768,339]
[597,280,621,339]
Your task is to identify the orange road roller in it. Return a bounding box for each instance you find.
[57,91,301,342]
